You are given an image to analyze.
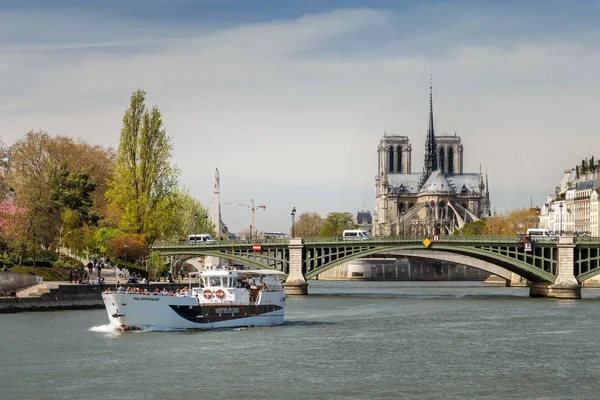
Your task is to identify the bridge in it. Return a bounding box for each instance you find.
[150,235,600,299]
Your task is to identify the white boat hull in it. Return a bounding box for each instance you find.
[102,291,285,331]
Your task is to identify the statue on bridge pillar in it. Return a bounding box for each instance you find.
[213,168,219,192]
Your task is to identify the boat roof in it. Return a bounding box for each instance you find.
[190,269,286,277]
[236,269,287,276]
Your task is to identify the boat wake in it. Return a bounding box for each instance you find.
[89,324,189,334]
[88,324,121,336]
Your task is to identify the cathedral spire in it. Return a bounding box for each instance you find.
[422,75,438,183]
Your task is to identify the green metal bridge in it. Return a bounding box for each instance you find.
[150,235,600,298]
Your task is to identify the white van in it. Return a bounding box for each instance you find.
[188,234,216,244]
[526,228,557,241]
[342,229,370,240]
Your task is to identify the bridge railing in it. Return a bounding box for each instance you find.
[152,238,290,248]
[152,235,530,249]
[574,236,600,244]
[302,235,523,245]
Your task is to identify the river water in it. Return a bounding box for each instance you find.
[1,281,600,400]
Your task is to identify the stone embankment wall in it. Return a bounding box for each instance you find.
[318,258,491,281]
[0,283,189,313]
[0,272,43,291]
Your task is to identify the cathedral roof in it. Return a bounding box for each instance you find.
[385,172,483,195]
[420,170,453,194]
[386,174,421,194]
[445,174,482,195]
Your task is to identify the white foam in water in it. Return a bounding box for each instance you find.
[89,324,121,336]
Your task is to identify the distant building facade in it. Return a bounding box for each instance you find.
[356,209,373,235]
[539,158,600,236]
[373,84,490,236]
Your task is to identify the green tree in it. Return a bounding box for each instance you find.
[94,227,121,255]
[293,212,323,238]
[50,163,99,225]
[8,131,114,264]
[453,220,486,236]
[9,132,60,265]
[169,188,213,240]
[319,212,356,237]
[106,89,180,245]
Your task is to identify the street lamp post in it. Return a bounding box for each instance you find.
[193,212,198,237]
[424,203,431,236]
[291,207,297,238]
[400,211,405,236]
[559,203,563,236]
[124,245,128,265]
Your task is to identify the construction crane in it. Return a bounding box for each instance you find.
[223,199,266,240]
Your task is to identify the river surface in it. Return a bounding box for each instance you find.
[1,281,600,400]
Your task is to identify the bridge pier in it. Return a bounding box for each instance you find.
[529,236,581,299]
[506,272,528,287]
[283,238,308,295]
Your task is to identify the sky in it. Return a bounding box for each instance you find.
[1,0,599,233]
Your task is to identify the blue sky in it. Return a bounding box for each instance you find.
[1,1,599,233]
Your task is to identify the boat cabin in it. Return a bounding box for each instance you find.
[200,269,239,289]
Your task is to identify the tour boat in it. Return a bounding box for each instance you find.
[101,268,286,331]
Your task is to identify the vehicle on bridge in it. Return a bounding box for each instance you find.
[526,228,557,242]
[342,229,370,240]
[187,234,215,243]
[101,268,286,331]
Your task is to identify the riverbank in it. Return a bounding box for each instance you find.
[0,281,190,313]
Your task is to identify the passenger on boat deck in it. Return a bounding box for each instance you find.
[161,289,168,296]
[153,288,159,295]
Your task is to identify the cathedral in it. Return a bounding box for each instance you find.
[373,84,491,236]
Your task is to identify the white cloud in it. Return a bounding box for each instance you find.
[1,6,599,232]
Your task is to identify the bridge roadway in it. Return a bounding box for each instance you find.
[151,235,600,299]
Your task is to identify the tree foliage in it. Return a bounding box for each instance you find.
[0,138,11,200]
[319,212,356,237]
[169,188,214,240]
[293,212,323,238]
[453,220,486,236]
[106,89,179,245]
[50,163,99,226]
[7,131,114,263]
[454,208,539,236]
[106,233,148,261]
[93,227,121,255]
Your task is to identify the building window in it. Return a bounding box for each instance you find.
[439,148,445,173]
[388,146,394,173]
[397,147,403,173]
[448,147,454,174]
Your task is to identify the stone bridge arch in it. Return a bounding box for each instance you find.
[383,249,514,281]
[304,244,555,283]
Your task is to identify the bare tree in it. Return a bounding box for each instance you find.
[293,212,323,238]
